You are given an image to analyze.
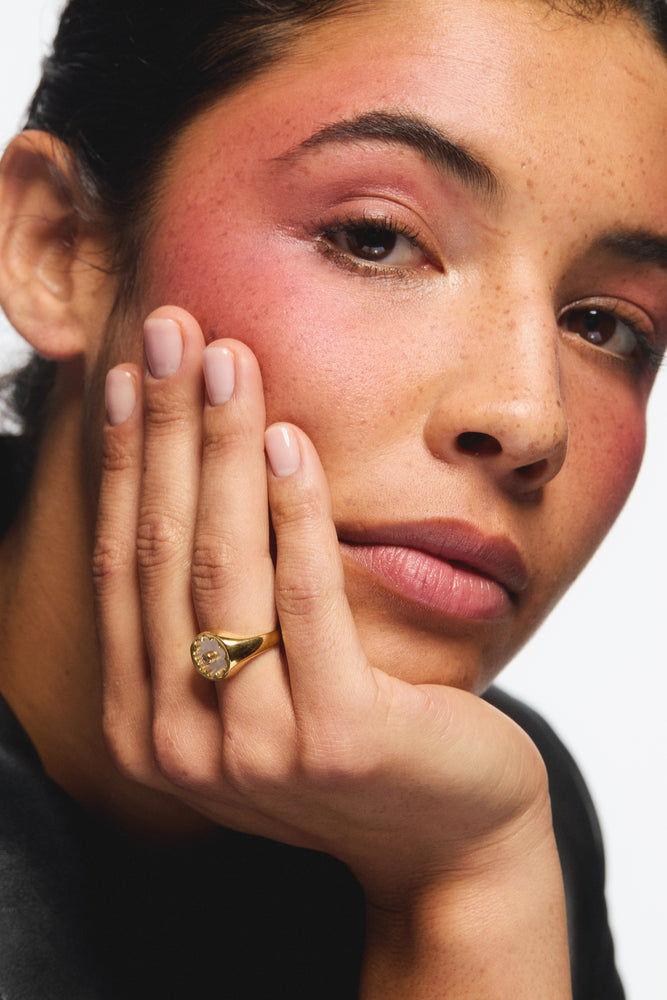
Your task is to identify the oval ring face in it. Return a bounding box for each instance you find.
[191,633,232,680]
[190,631,281,680]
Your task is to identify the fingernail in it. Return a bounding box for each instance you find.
[265,424,301,477]
[105,369,137,426]
[144,317,183,379]
[203,345,235,405]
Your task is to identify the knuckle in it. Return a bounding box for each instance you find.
[202,417,256,457]
[102,709,154,785]
[136,507,189,571]
[151,718,203,790]
[144,386,190,432]
[275,562,337,621]
[218,752,255,798]
[271,490,322,532]
[220,728,288,799]
[275,577,320,620]
[101,433,139,476]
[190,534,244,594]
[92,533,129,592]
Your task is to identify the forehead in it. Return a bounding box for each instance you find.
[159,0,667,242]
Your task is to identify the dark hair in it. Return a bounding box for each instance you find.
[2,0,667,454]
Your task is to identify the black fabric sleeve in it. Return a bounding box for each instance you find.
[0,697,108,998]
[484,686,625,1000]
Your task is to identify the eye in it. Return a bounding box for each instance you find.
[313,213,435,276]
[327,222,423,266]
[560,305,641,359]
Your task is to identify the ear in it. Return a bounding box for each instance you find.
[0,130,116,360]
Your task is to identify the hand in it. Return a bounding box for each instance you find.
[94,306,555,904]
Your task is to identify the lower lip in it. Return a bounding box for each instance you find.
[340,544,513,620]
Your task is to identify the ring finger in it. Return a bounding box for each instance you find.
[194,339,293,733]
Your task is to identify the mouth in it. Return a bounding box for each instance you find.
[338,520,529,622]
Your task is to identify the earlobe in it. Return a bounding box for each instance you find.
[0,130,112,360]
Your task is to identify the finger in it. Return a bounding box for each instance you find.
[197,340,293,753]
[265,423,375,718]
[94,365,154,776]
[195,340,275,634]
[137,307,220,726]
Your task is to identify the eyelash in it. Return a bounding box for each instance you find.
[310,211,436,278]
[559,299,664,375]
[623,324,664,374]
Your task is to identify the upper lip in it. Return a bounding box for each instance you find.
[338,520,530,596]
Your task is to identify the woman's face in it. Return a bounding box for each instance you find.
[121,0,667,691]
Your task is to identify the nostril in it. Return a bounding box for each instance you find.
[456,432,502,457]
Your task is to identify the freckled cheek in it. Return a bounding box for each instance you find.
[143,226,408,437]
[569,389,646,549]
[599,422,645,520]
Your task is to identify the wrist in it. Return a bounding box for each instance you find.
[361,810,572,999]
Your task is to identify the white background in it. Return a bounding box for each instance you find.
[1,3,665,997]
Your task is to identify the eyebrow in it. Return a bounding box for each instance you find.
[595,231,667,270]
[277,110,500,199]
[277,113,667,269]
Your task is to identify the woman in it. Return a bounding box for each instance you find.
[0,0,665,996]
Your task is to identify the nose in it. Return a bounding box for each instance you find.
[423,313,569,493]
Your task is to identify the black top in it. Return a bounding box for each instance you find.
[0,689,624,999]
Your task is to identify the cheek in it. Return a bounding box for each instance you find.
[563,377,647,561]
[142,217,415,446]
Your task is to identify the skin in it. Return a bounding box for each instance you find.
[0,1,665,996]
[121,0,667,691]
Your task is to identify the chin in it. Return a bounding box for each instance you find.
[354,609,508,693]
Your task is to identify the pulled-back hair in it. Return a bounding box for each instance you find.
[2,0,667,461]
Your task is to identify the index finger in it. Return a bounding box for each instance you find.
[264,422,375,717]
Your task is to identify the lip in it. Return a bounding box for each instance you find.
[338,520,529,621]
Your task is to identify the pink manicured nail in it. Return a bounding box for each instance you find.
[105,369,137,426]
[144,317,183,379]
[203,345,235,405]
[265,424,301,477]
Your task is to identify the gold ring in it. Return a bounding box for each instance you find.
[191,629,281,680]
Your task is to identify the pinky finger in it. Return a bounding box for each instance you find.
[93,365,152,779]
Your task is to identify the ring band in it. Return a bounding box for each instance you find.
[191,629,281,680]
